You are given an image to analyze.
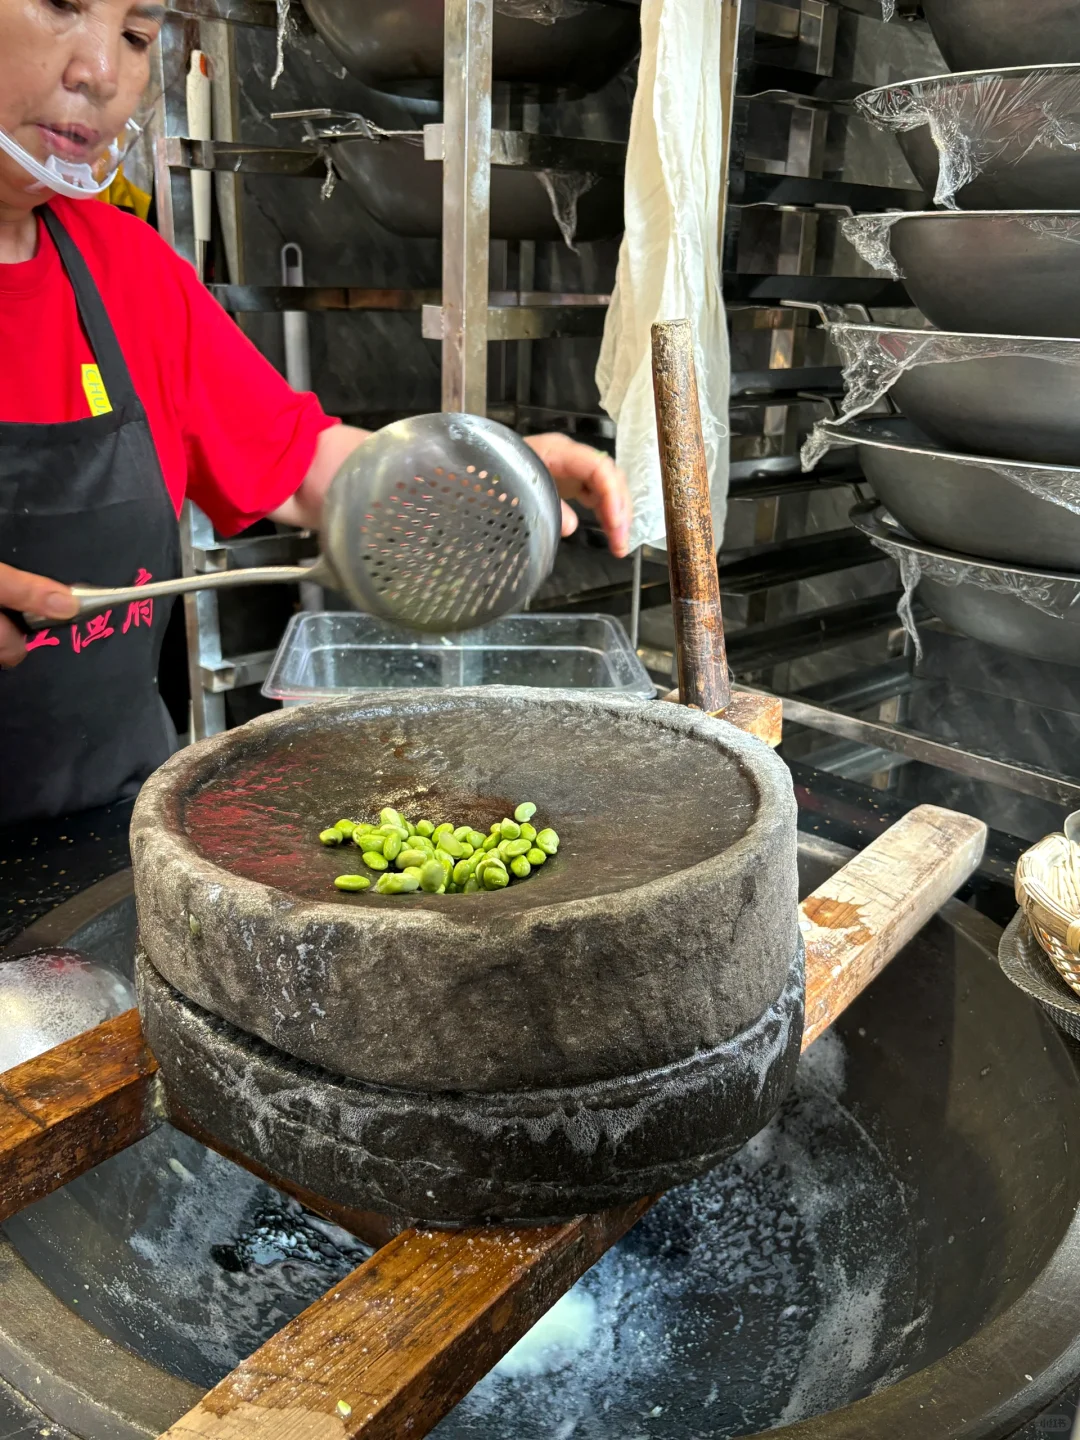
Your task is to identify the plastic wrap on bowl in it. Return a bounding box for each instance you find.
[800,322,1080,468]
[495,0,588,19]
[809,418,1080,516]
[842,209,1080,280]
[861,512,1080,658]
[856,66,1080,208]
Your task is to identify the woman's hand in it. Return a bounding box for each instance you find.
[0,563,77,667]
[524,433,632,558]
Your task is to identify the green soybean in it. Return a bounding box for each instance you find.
[334,874,371,891]
[321,802,556,896]
[420,860,447,893]
[376,872,420,895]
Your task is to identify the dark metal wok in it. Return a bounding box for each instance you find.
[302,0,641,94]
[859,65,1080,209]
[6,851,1080,1438]
[853,504,1080,667]
[328,131,624,242]
[922,0,1080,73]
[886,210,1080,338]
[833,322,1080,467]
[821,415,1080,569]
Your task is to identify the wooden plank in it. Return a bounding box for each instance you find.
[158,803,986,1440]
[159,1199,653,1440]
[662,687,783,747]
[0,1008,159,1224]
[800,803,987,1050]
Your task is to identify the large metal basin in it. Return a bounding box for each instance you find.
[329,132,624,242]
[834,322,1080,467]
[922,0,1080,73]
[887,210,1080,338]
[823,415,1080,569]
[4,851,1080,1438]
[302,0,641,93]
[860,65,1080,209]
[853,505,1080,667]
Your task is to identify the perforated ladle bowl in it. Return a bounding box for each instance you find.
[24,414,563,634]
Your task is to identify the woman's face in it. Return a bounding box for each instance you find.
[0,0,163,211]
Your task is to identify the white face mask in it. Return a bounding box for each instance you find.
[0,119,140,200]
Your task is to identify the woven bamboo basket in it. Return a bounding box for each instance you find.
[1015,830,1080,998]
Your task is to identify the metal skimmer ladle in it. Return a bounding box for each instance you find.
[22,413,562,634]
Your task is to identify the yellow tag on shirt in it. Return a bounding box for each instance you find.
[81,363,112,417]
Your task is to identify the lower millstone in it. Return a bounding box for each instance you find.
[136,943,806,1226]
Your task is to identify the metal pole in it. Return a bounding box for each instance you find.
[441,0,494,414]
[630,546,643,652]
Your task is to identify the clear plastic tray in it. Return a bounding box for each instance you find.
[262,612,656,705]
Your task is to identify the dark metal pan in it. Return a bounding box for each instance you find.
[859,65,1080,209]
[302,0,641,94]
[829,321,1080,468]
[922,0,1080,74]
[327,131,624,242]
[821,415,1080,570]
[882,210,1080,338]
[852,504,1080,667]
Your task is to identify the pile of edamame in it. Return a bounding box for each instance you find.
[318,803,560,896]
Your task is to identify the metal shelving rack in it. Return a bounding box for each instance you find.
[153,0,617,740]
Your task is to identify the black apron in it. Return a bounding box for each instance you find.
[0,206,180,825]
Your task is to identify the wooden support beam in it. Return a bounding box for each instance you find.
[800,803,987,1051]
[0,1008,159,1224]
[662,686,783,747]
[158,1200,652,1440]
[158,803,986,1440]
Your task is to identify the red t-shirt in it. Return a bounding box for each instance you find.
[0,196,338,536]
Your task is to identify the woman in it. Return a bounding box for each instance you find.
[0,0,631,825]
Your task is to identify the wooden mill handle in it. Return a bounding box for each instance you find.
[651,319,731,716]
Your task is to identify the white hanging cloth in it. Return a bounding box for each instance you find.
[596,0,731,550]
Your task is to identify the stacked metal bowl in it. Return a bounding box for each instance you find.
[284,0,633,242]
[805,7,1080,667]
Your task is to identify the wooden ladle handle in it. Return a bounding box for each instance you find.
[651,319,730,716]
